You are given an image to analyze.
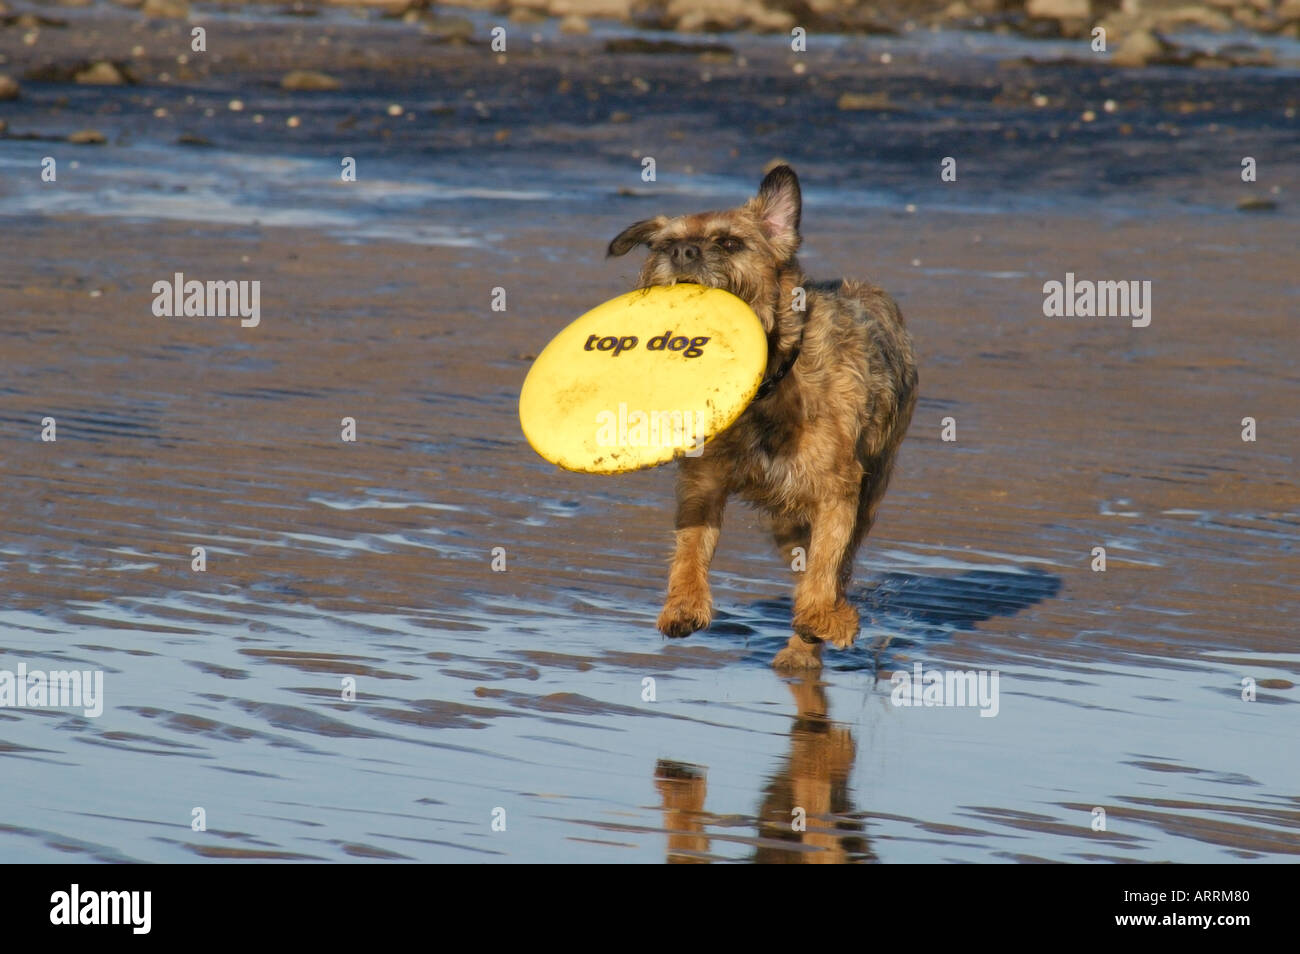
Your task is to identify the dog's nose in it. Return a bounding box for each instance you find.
[669,242,701,267]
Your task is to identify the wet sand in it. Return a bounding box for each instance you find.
[1,3,1298,862]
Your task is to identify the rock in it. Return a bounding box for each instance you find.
[423,16,474,43]
[837,91,895,110]
[75,61,128,85]
[1256,678,1294,689]
[377,0,424,18]
[1237,196,1277,212]
[0,74,18,101]
[1231,6,1262,28]
[1110,29,1167,66]
[1026,0,1091,18]
[559,14,590,34]
[654,0,795,33]
[1280,0,1300,19]
[68,129,107,144]
[1161,5,1234,32]
[1215,43,1275,66]
[604,38,734,54]
[140,0,188,18]
[552,0,634,19]
[16,12,69,27]
[281,69,341,91]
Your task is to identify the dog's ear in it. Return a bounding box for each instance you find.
[607,218,663,257]
[751,165,801,256]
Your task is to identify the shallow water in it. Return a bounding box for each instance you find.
[1,5,1298,862]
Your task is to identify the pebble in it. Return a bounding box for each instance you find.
[281,69,341,91]
[1236,196,1278,212]
[74,60,127,85]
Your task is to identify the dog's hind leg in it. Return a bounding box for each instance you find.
[840,373,914,591]
[837,451,895,591]
[771,514,811,572]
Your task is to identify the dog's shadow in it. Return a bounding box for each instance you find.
[709,566,1062,670]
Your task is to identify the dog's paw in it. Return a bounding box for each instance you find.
[793,601,860,650]
[773,635,824,671]
[657,593,712,638]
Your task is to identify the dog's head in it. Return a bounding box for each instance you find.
[607,165,803,333]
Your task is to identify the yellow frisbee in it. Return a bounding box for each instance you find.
[519,285,768,474]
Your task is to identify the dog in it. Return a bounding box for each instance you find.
[608,164,917,669]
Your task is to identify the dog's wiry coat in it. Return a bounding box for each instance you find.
[608,166,917,669]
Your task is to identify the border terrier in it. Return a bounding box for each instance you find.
[608,165,918,669]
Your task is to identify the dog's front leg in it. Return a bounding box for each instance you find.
[657,458,727,638]
[790,493,861,651]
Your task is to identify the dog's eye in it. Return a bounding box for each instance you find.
[718,237,745,253]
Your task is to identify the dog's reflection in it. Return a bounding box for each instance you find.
[653,760,712,864]
[654,677,872,863]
